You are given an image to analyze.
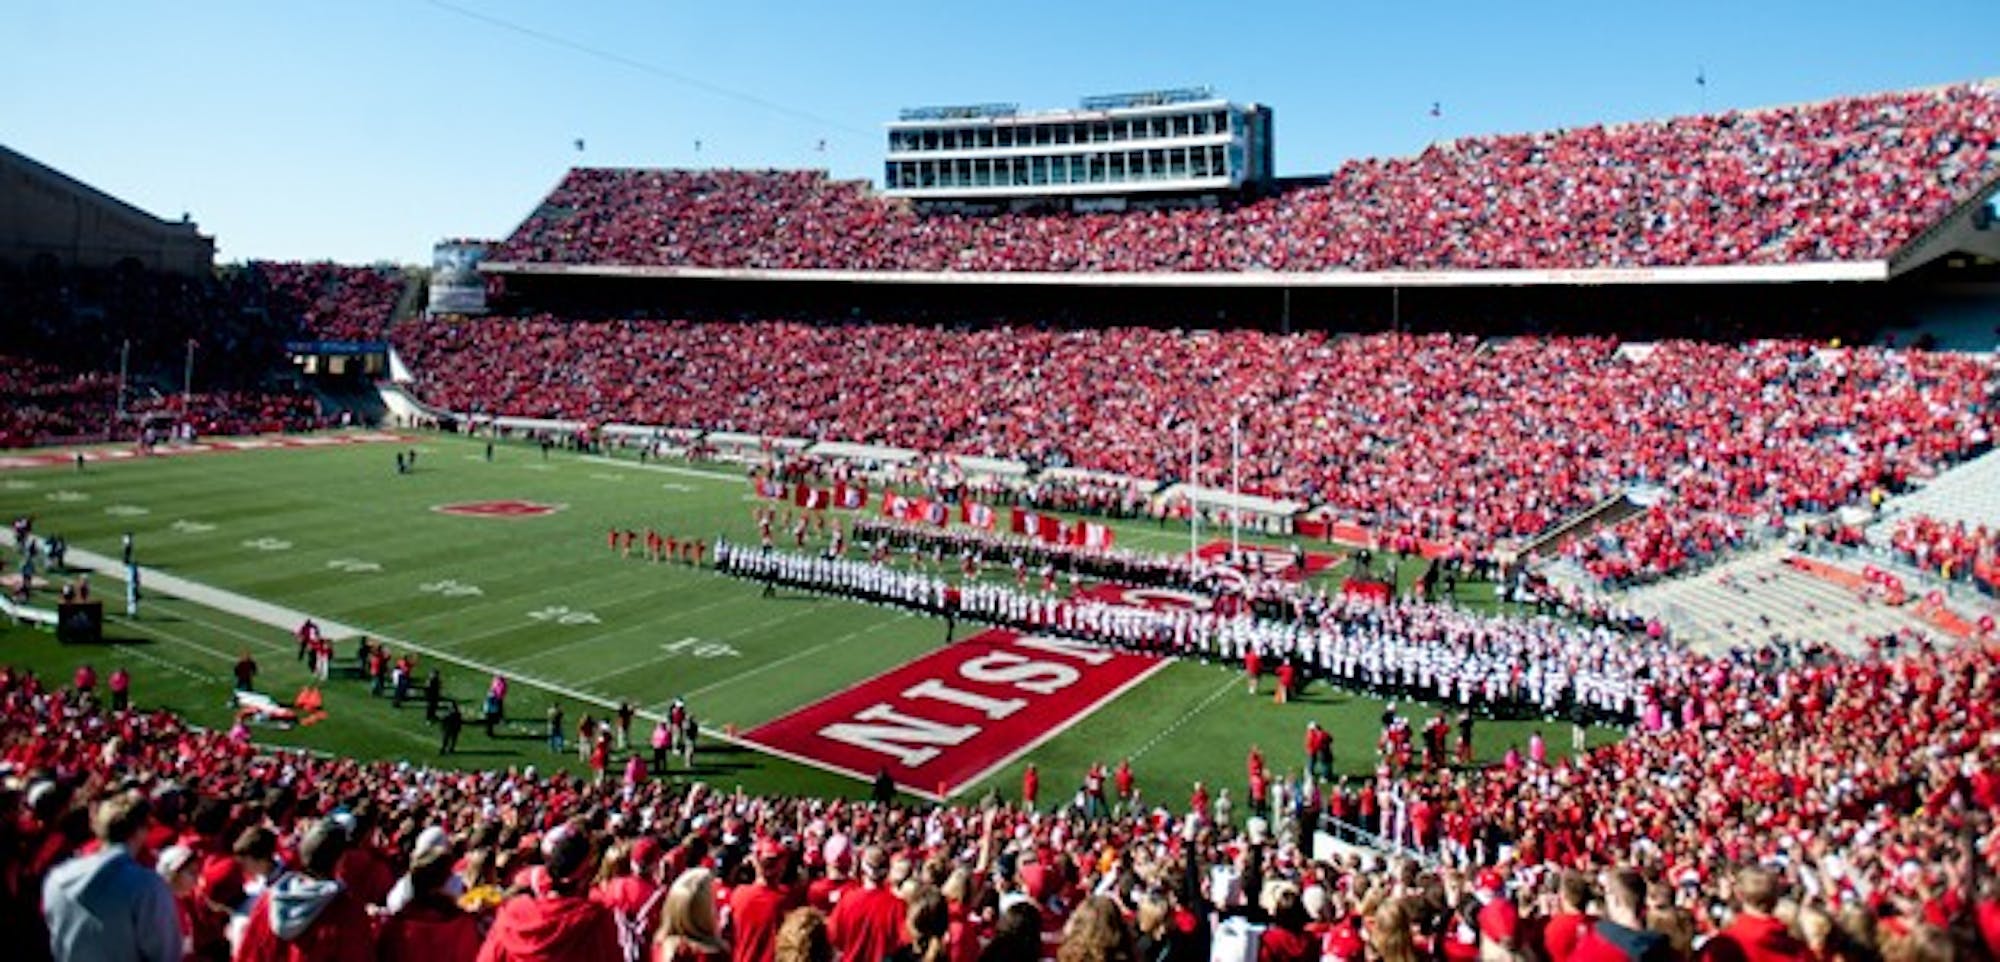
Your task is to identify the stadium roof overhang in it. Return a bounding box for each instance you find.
[479,259,1892,288]
[1888,178,2000,277]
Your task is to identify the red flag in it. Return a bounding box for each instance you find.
[924,500,949,527]
[1010,507,1030,535]
[755,478,786,500]
[963,502,996,530]
[792,484,811,508]
[834,483,868,510]
[803,488,831,511]
[882,492,910,519]
[1082,522,1114,550]
[1033,514,1062,544]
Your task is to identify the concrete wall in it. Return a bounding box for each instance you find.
[0,146,214,276]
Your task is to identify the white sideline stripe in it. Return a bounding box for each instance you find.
[60,548,786,772]
[577,455,743,484]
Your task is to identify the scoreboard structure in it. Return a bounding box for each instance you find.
[883,87,1273,203]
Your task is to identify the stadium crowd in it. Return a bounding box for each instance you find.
[0,263,361,446]
[493,84,2000,273]
[7,615,2000,962]
[1891,516,2000,594]
[252,262,406,344]
[0,357,120,447]
[398,319,1999,581]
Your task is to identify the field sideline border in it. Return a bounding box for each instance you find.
[59,545,937,799]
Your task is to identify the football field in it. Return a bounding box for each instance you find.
[0,431,1620,807]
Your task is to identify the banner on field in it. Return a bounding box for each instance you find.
[834,483,868,510]
[962,502,997,530]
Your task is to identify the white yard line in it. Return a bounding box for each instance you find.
[1129,672,1240,763]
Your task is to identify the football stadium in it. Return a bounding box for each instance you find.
[4,10,2000,962]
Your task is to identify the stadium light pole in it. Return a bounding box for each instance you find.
[183,339,196,412]
[1188,421,1200,556]
[1230,414,1242,555]
[116,339,130,418]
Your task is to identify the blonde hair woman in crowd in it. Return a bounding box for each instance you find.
[655,868,730,962]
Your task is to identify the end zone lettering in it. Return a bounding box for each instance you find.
[741,630,1163,799]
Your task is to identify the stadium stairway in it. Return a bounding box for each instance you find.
[1868,444,2000,537]
[1620,544,1940,655]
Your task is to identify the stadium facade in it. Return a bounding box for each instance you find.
[0,144,214,276]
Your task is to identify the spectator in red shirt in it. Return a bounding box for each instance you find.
[1543,873,1597,962]
[828,847,907,962]
[478,822,622,962]
[1256,883,1315,962]
[234,819,377,962]
[1571,870,1672,962]
[730,839,803,962]
[805,837,853,913]
[595,838,668,954]
[1697,869,1809,962]
[333,806,396,910]
[1474,869,1522,959]
[377,847,483,962]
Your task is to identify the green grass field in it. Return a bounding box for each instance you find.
[0,431,1620,809]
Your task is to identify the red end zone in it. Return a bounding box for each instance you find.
[740,629,1164,801]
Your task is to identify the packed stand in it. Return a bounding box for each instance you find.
[398,318,1999,577]
[252,261,406,344]
[1892,514,2000,594]
[7,630,2000,962]
[0,357,120,447]
[0,264,327,446]
[494,84,2000,273]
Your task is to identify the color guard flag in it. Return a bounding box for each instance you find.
[963,502,996,530]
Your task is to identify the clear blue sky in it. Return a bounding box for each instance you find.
[4,0,1995,264]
